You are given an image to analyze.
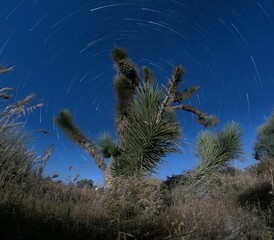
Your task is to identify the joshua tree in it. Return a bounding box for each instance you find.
[164,122,243,189]
[254,111,274,162]
[254,111,274,193]
[193,121,244,180]
[56,48,218,187]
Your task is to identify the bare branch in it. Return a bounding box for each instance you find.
[79,138,107,172]
[172,103,204,116]
[171,104,218,127]
[156,66,184,123]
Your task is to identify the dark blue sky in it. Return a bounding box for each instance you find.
[1,0,273,185]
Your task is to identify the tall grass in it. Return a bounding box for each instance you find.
[0,122,113,239]
[1,147,273,240]
[0,66,273,239]
[0,104,273,239]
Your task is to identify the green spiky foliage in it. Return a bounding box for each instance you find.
[55,109,84,143]
[142,66,154,86]
[97,132,120,158]
[194,122,243,180]
[253,111,274,193]
[56,47,218,184]
[254,111,274,162]
[112,48,140,146]
[114,84,180,177]
[197,114,219,128]
[112,48,139,86]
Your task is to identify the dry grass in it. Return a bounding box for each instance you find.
[1,154,274,239]
[0,68,273,239]
[165,173,273,240]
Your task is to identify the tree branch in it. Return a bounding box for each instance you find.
[174,86,200,103]
[56,110,107,173]
[172,103,204,116]
[79,137,107,172]
[156,66,184,123]
[171,104,218,127]
[104,156,116,188]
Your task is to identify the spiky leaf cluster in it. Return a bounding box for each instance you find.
[197,114,219,128]
[142,66,155,86]
[113,75,135,116]
[194,121,243,179]
[254,111,274,161]
[115,85,181,177]
[55,109,84,143]
[169,66,184,88]
[112,48,140,144]
[112,48,139,86]
[174,86,200,103]
[97,132,120,158]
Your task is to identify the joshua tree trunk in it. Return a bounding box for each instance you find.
[104,156,116,188]
[78,138,107,172]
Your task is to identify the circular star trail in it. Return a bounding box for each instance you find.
[0,0,273,184]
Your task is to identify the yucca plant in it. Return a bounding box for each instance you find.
[254,111,274,194]
[113,84,181,177]
[193,121,244,180]
[56,48,218,187]
[254,111,274,162]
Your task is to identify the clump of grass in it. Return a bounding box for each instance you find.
[165,171,273,239]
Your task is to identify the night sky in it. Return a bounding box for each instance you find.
[1,0,273,185]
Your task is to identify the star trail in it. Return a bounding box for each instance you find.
[0,0,273,185]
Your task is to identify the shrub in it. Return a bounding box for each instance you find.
[102,177,165,220]
[237,181,273,210]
